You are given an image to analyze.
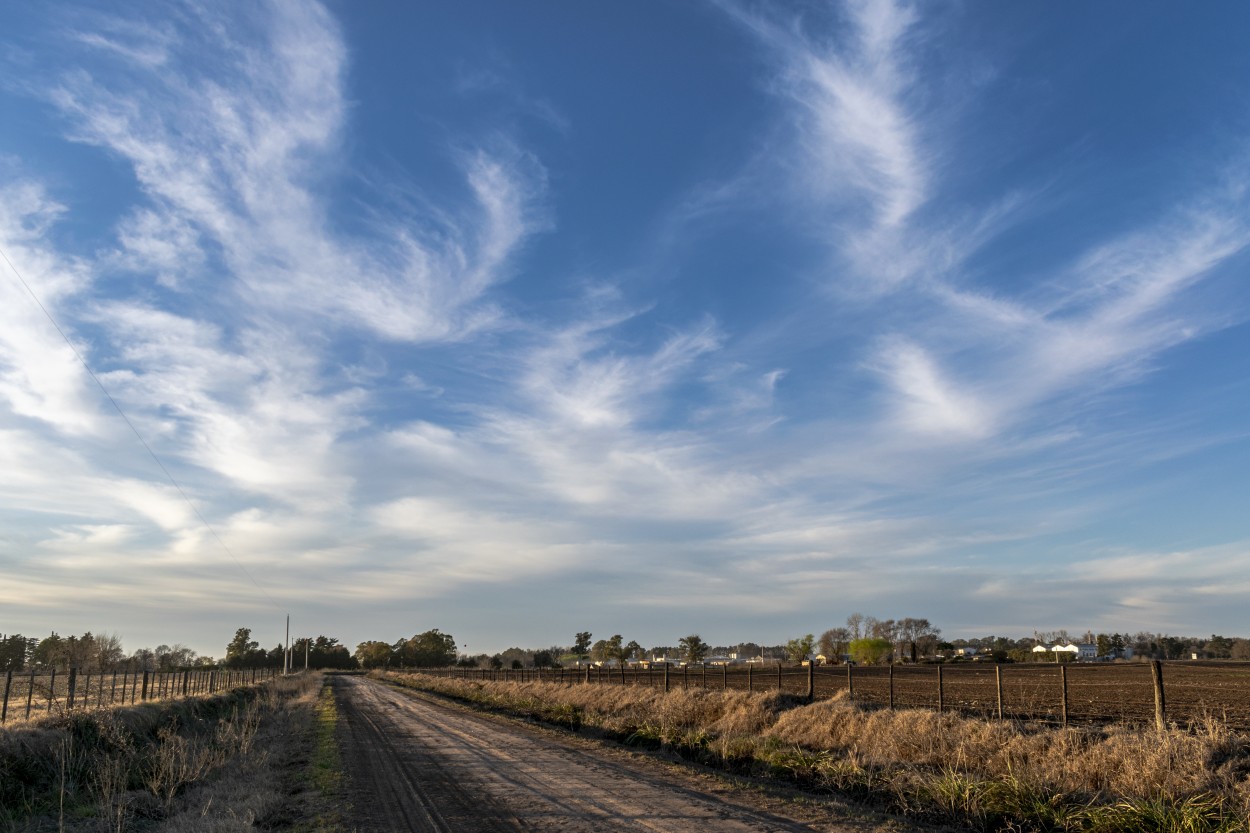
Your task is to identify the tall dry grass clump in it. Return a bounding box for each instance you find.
[386,671,1250,832]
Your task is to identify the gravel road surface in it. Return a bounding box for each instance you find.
[332,676,906,833]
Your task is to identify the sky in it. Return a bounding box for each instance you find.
[2,1,1250,660]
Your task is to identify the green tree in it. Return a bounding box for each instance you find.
[0,634,33,671]
[354,641,394,669]
[489,655,503,670]
[1096,633,1112,658]
[1207,635,1233,659]
[679,634,709,664]
[394,629,457,667]
[623,640,644,662]
[225,628,259,668]
[292,636,356,670]
[786,634,815,663]
[573,632,593,657]
[31,633,66,670]
[848,637,892,665]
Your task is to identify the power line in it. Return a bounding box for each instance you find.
[0,244,280,609]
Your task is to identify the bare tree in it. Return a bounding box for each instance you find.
[818,628,851,663]
[846,612,865,640]
[94,632,125,671]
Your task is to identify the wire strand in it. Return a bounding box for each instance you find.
[0,244,280,609]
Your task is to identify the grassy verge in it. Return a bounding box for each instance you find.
[0,673,339,832]
[381,672,1250,833]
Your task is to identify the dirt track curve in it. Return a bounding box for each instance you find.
[332,676,904,833]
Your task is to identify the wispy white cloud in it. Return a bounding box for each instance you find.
[0,180,99,434]
[50,3,546,345]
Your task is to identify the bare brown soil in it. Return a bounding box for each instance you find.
[333,676,915,833]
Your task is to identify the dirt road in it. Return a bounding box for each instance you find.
[332,676,904,833]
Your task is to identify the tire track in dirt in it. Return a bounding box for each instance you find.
[334,676,879,832]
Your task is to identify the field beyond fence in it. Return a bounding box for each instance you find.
[429,660,1250,729]
[0,666,278,725]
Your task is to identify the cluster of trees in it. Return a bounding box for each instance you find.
[815,615,943,665]
[1117,632,1250,661]
[224,628,354,670]
[0,631,207,673]
[354,629,457,669]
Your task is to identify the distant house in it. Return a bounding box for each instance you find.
[649,655,685,668]
[955,647,979,657]
[1039,643,1098,660]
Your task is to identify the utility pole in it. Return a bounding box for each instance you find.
[304,639,309,671]
[284,615,290,676]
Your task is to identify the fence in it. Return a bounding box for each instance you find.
[422,660,1250,730]
[0,666,280,726]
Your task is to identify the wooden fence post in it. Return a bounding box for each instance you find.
[48,668,56,715]
[937,664,944,713]
[664,664,670,692]
[26,670,35,719]
[747,664,753,693]
[1152,660,1166,731]
[67,667,78,711]
[776,662,782,692]
[723,663,728,690]
[888,663,894,710]
[806,660,815,702]
[996,664,1004,720]
[702,664,707,690]
[847,663,854,703]
[2,669,11,724]
[1060,664,1069,727]
[110,671,118,706]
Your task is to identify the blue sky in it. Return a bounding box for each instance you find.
[3,1,1250,659]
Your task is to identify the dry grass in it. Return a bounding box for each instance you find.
[0,673,336,833]
[384,671,1250,832]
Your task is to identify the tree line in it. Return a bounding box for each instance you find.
[9,621,1245,678]
[1,631,205,673]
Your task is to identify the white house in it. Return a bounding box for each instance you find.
[1041,643,1098,660]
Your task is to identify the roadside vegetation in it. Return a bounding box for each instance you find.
[383,671,1250,833]
[0,672,339,832]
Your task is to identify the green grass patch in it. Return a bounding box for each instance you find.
[310,679,342,796]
